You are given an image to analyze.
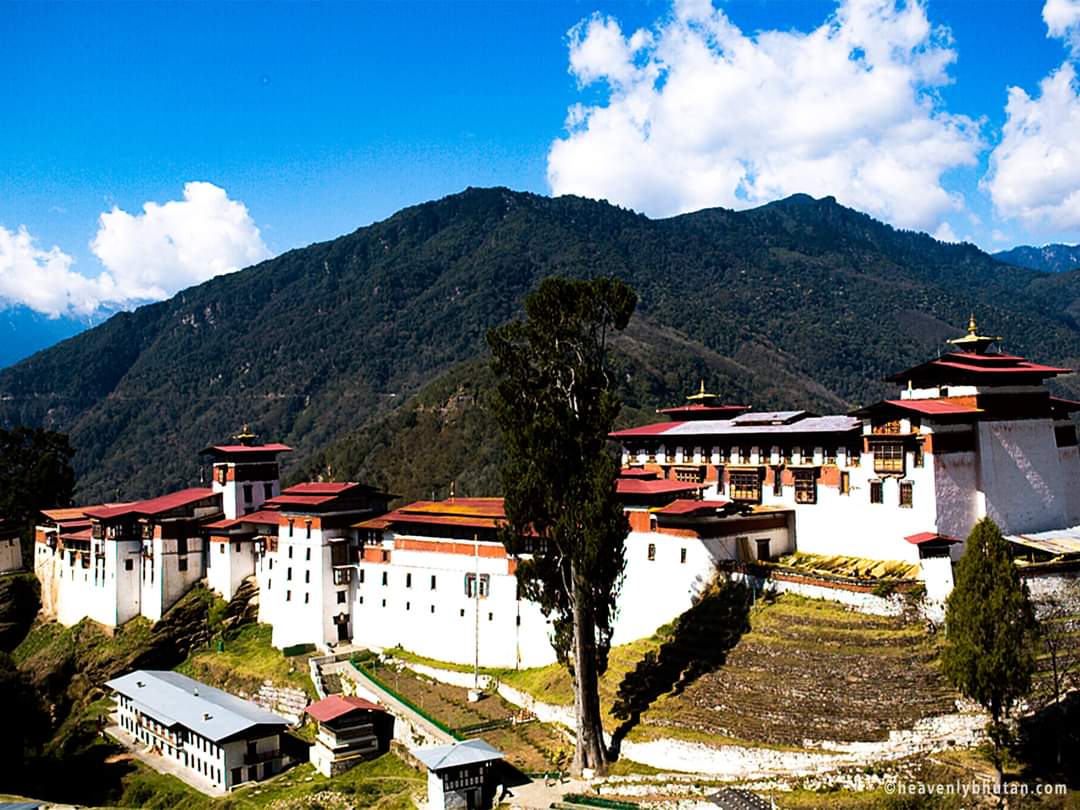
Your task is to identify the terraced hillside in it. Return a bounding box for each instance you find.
[642,595,956,747]
[494,589,957,751]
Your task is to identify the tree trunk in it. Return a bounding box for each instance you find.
[570,561,609,776]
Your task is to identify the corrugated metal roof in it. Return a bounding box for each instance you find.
[305,694,385,722]
[1006,527,1080,556]
[411,739,504,771]
[84,488,216,520]
[105,670,288,742]
[613,414,860,439]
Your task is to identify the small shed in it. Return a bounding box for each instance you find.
[305,694,394,777]
[411,739,504,810]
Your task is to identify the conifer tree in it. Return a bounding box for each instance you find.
[942,517,1037,795]
[487,276,636,775]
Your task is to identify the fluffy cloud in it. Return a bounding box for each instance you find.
[1044,0,1080,53]
[983,64,1080,231]
[982,2,1080,234]
[90,181,271,302]
[547,0,983,234]
[0,226,117,317]
[0,183,270,318]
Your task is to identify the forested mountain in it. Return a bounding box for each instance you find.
[3,187,1080,503]
[995,243,1080,274]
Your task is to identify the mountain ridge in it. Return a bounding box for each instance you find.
[3,186,1080,502]
[995,243,1080,274]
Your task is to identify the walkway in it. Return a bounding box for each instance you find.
[105,720,227,798]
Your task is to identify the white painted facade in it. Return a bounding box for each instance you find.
[0,533,22,574]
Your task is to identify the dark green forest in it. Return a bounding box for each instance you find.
[4,187,1080,504]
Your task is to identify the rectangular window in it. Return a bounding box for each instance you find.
[794,469,817,504]
[337,591,346,604]
[359,569,365,584]
[647,543,656,561]
[286,590,291,602]
[288,520,294,538]
[781,446,793,464]
[304,592,310,604]
[219,542,226,554]
[125,559,134,571]
[680,547,687,564]
[873,441,905,474]
[243,484,253,503]
[738,447,749,464]
[264,483,274,500]
[305,548,311,561]
[674,466,705,483]
[840,471,850,495]
[870,480,884,504]
[914,441,925,468]
[772,466,783,497]
[177,537,188,555]
[824,447,836,465]
[286,568,292,581]
[288,546,293,559]
[799,446,814,463]
[381,571,388,586]
[431,575,437,590]
[305,522,312,540]
[900,480,914,508]
[304,570,310,584]
[464,573,490,598]
[756,538,770,560]
[178,557,188,572]
[406,573,412,588]
[729,470,762,504]
[848,446,861,466]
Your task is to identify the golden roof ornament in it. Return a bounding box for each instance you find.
[687,380,718,402]
[233,423,257,446]
[946,313,1002,354]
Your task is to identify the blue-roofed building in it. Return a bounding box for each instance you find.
[106,669,298,792]
[412,739,505,810]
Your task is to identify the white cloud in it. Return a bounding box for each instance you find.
[0,225,118,318]
[933,222,960,243]
[0,183,270,318]
[1044,0,1080,53]
[983,63,1080,232]
[90,181,271,302]
[546,0,983,234]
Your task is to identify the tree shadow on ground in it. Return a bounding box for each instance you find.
[609,579,753,756]
[1016,690,1080,789]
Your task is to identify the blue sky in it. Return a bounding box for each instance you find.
[3,0,1080,322]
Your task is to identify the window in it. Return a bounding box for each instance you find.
[914,441,925,468]
[680,548,687,564]
[647,543,656,561]
[125,559,134,571]
[304,570,310,584]
[772,466,783,497]
[873,441,905,474]
[870,480,884,504]
[305,548,311,561]
[799,446,814,463]
[288,546,293,559]
[358,595,364,604]
[288,520,295,537]
[381,549,389,562]
[488,612,494,622]
[219,542,226,554]
[794,469,817,504]
[848,446,861,466]
[264,483,274,500]
[178,557,188,572]
[899,480,914,508]
[756,538,770,560]
[465,573,490,598]
[286,567,292,581]
[337,591,346,604]
[824,446,836,465]
[359,569,365,584]
[431,575,437,590]
[381,571,388,586]
[286,590,291,602]
[781,446,793,464]
[729,470,762,503]
[406,573,412,588]
[738,446,750,464]
[381,599,386,608]
[840,471,850,495]
[243,484,253,503]
[675,466,705,483]
[304,592,310,604]
[305,521,312,540]
[177,537,188,555]
[716,446,726,462]
[431,605,435,614]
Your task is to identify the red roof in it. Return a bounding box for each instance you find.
[610,421,684,438]
[202,443,293,455]
[84,488,216,520]
[266,494,337,507]
[932,359,1071,375]
[883,399,982,416]
[206,509,283,530]
[657,404,749,417]
[616,478,707,496]
[305,694,385,722]
[283,482,363,495]
[905,532,961,545]
[60,528,92,542]
[654,499,731,516]
[354,499,506,531]
[619,468,659,479]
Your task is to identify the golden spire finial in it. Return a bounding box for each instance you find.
[699,379,706,396]
[967,313,977,336]
[947,313,1002,354]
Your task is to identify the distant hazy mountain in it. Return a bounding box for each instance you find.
[0,307,92,368]
[995,243,1080,274]
[4,187,1080,503]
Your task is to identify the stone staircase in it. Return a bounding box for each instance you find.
[255,681,309,724]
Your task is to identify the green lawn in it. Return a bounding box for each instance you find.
[176,623,317,699]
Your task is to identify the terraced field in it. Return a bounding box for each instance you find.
[640,595,957,747]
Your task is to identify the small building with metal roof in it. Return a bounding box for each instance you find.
[412,739,505,810]
[106,669,295,793]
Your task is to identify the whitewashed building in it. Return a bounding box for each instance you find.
[0,519,22,574]
[107,669,293,792]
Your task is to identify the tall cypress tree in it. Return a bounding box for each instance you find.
[942,517,1037,794]
[488,276,636,775]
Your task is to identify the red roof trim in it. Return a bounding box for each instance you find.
[84,488,216,520]
[203,443,293,455]
[654,498,732,515]
[905,531,961,545]
[610,421,685,438]
[882,399,982,416]
[616,479,707,495]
